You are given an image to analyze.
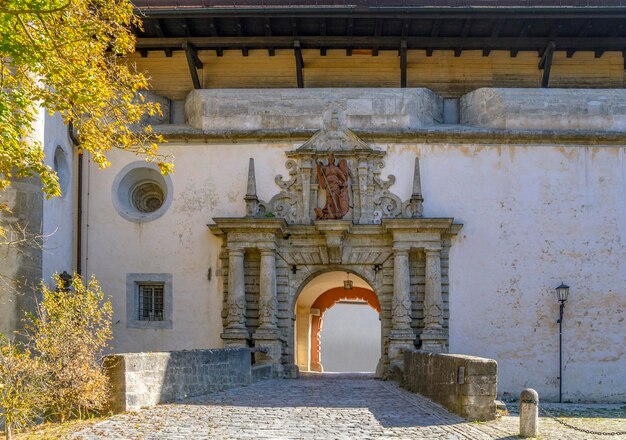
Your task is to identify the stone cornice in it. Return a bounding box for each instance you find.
[209,218,288,236]
[155,125,626,146]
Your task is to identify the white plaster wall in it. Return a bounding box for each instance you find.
[85,141,626,401]
[84,143,296,353]
[384,143,626,403]
[42,113,74,284]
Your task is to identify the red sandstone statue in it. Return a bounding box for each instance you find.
[315,153,350,220]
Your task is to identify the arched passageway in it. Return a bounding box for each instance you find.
[294,271,382,375]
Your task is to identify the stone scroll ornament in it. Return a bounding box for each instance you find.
[244,110,424,224]
[315,153,351,220]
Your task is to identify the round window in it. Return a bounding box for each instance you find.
[112,163,172,222]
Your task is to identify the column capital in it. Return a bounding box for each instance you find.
[392,243,411,254]
[424,247,442,256]
[258,246,277,256]
[228,247,245,257]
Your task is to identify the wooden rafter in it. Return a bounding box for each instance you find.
[539,41,556,88]
[182,42,203,89]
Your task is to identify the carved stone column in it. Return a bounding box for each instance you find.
[257,248,278,331]
[388,246,416,365]
[253,247,283,375]
[222,248,249,347]
[421,248,447,353]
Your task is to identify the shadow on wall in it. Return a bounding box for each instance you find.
[320,303,381,373]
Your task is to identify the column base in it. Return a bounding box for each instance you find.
[221,327,250,347]
[388,328,416,363]
[420,327,448,353]
[253,327,283,376]
[310,361,324,372]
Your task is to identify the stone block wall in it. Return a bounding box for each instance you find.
[460,88,626,131]
[185,88,443,131]
[105,348,253,412]
[403,350,497,421]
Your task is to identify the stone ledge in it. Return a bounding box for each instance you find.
[151,124,626,146]
[402,350,498,421]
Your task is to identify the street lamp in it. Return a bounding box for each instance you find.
[556,282,570,403]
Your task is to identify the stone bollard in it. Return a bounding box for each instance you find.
[519,388,539,438]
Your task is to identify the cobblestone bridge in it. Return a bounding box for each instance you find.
[73,373,625,440]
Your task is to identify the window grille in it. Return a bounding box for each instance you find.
[138,284,164,321]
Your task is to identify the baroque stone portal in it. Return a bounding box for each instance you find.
[210,112,462,378]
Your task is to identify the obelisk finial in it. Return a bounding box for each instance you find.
[410,156,424,218]
[244,158,259,217]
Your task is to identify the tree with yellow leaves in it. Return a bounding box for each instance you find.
[0,0,172,199]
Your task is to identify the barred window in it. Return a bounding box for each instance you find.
[138,284,164,321]
[126,274,172,329]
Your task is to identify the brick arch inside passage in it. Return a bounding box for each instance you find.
[309,287,381,372]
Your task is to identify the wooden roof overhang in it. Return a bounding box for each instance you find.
[132,1,626,88]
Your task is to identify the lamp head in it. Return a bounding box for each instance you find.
[556,283,570,302]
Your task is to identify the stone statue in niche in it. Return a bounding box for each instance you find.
[315,153,351,220]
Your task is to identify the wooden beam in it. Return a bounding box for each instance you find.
[153,19,172,57]
[294,40,304,88]
[265,18,275,56]
[483,20,502,56]
[579,21,593,38]
[182,42,202,89]
[372,19,382,56]
[511,22,532,57]
[540,41,556,88]
[181,18,192,38]
[136,36,626,52]
[427,20,440,56]
[455,19,471,57]
[208,18,222,57]
[400,39,407,88]
[319,18,327,56]
[347,18,354,56]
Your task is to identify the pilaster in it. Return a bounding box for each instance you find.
[421,247,447,353]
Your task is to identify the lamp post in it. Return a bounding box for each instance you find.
[555,282,570,403]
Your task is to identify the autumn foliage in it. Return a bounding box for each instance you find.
[0,274,113,439]
[0,0,171,199]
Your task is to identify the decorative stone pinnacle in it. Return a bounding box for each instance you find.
[245,158,259,217]
[409,156,424,218]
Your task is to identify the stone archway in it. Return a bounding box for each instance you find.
[309,286,381,373]
[291,270,381,374]
[209,116,462,378]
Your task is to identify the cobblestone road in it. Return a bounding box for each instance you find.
[73,373,626,440]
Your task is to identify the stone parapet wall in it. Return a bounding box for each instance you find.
[185,88,443,131]
[460,88,626,131]
[105,348,254,412]
[403,350,497,421]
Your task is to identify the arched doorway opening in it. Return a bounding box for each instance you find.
[294,271,382,375]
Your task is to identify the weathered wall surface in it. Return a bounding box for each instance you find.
[106,348,254,412]
[41,112,75,284]
[0,109,45,338]
[185,88,442,131]
[0,111,75,338]
[461,88,626,131]
[83,88,626,402]
[403,350,497,421]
